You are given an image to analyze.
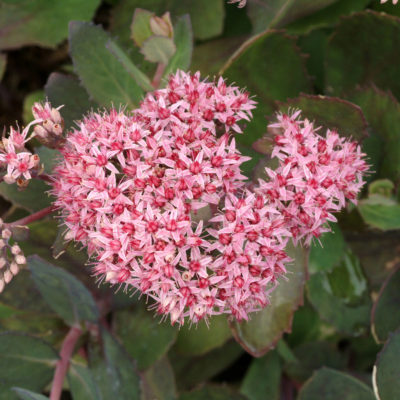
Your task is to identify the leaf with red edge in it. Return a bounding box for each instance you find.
[230,243,308,357]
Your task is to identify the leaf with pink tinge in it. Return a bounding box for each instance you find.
[230,243,308,357]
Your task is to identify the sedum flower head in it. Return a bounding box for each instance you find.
[52,71,368,325]
[257,111,368,245]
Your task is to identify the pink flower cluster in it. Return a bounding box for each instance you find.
[0,102,63,185]
[257,111,368,245]
[52,70,368,325]
[0,124,40,184]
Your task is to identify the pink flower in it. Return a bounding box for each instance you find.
[52,71,261,325]
[256,111,368,245]
[380,0,398,4]
[52,71,368,325]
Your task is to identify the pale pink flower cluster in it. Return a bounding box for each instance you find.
[0,102,63,185]
[52,71,368,325]
[257,111,368,245]
[0,123,40,185]
[381,0,398,4]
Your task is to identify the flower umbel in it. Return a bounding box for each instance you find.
[257,111,368,244]
[52,71,368,325]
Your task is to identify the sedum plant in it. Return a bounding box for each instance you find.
[0,1,399,400]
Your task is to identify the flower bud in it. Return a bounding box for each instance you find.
[150,12,173,38]
[10,261,19,275]
[11,244,21,255]
[2,229,11,240]
[3,269,12,284]
[15,255,26,265]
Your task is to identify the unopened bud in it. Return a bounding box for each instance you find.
[52,123,63,136]
[2,229,11,240]
[0,240,5,250]
[0,218,4,229]
[11,244,21,255]
[150,12,173,38]
[105,270,117,282]
[30,154,40,168]
[33,125,47,139]
[10,262,19,275]
[42,119,54,132]
[15,255,26,265]
[0,258,6,269]
[3,269,12,284]
[50,108,63,124]
[3,175,16,184]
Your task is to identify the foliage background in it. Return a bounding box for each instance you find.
[0,0,400,399]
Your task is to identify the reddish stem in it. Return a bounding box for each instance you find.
[8,205,55,227]
[50,325,82,400]
[38,173,53,183]
[152,63,166,89]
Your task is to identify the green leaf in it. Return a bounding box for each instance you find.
[23,91,44,124]
[114,306,177,370]
[286,304,323,347]
[307,249,372,335]
[68,363,101,400]
[174,315,231,357]
[89,328,141,400]
[163,15,193,77]
[230,243,308,356]
[110,0,224,42]
[309,224,346,274]
[45,72,97,131]
[240,351,281,400]
[170,340,243,391]
[69,21,144,108]
[358,195,400,231]
[221,31,311,146]
[247,0,339,34]
[35,146,60,175]
[191,37,244,77]
[130,8,154,47]
[326,11,400,99]
[141,357,177,400]
[12,389,48,400]
[284,342,346,383]
[141,36,176,64]
[0,333,57,396]
[0,52,6,81]
[286,0,371,34]
[299,368,375,400]
[105,39,153,91]
[278,95,368,140]
[347,230,400,292]
[0,0,101,50]
[179,385,247,400]
[0,179,52,212]
[373,329,400,400]
[371,267,400,343]
[28,255,99,326]
[348,86,400,182]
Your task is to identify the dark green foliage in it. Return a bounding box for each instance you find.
[1,1,400,399]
